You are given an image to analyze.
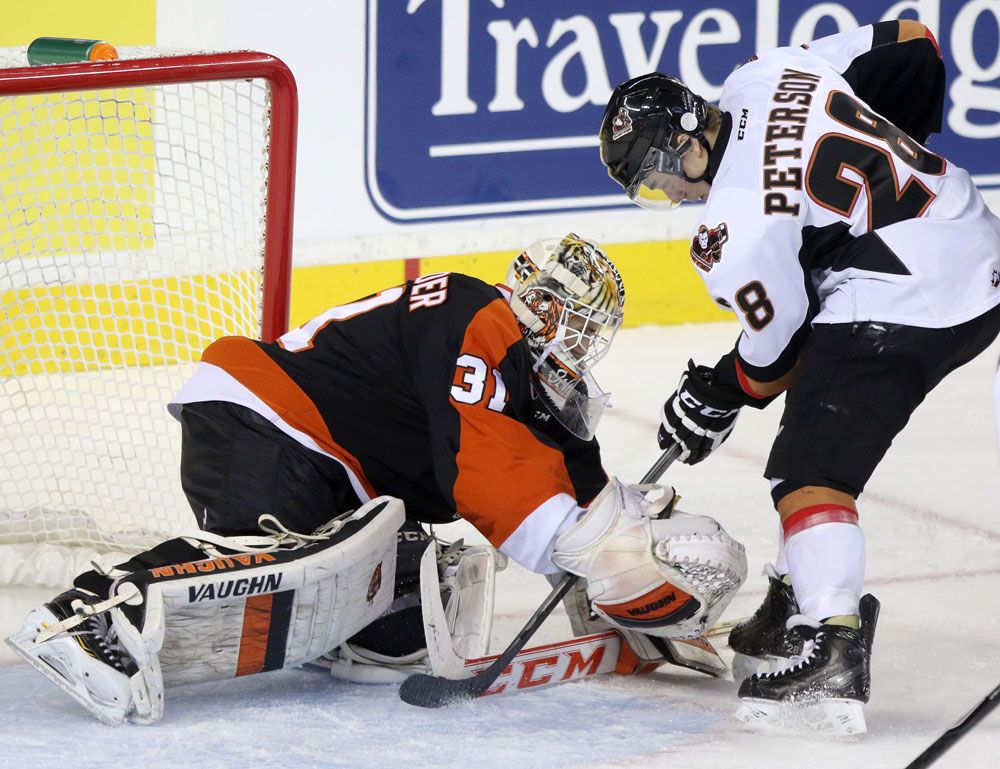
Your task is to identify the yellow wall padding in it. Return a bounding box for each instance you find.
[289,241,732,330]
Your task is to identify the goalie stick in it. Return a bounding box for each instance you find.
[399,445,682,708]
[465,627,734,698]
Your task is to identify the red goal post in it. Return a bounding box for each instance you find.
[0,48,297,585]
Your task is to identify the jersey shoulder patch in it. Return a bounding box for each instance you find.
[690,222,730,273]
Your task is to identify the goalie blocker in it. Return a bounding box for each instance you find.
[7,497,405,725]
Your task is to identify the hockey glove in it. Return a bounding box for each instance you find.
[552,479,747,640]
[659,359,746,465]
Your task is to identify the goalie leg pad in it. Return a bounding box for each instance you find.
[325,534,506,683]
[124,496,404,688]
[7,497,404,724]
[422,540,504,677]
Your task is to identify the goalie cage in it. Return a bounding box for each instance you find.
[0,46,297,587]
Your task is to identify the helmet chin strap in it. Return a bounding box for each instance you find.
[531,342,555,374]
[681,135,714,184]
[532,339,571,376]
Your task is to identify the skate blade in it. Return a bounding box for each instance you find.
[5,629,128,726]
[735,697,867,737]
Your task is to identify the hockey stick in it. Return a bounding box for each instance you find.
[904,681,1000,769]
[466,629,713,698]
[399,445,682,708]
[438,618,738,700]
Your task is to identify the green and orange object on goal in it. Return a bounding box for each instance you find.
[27,36,118,65]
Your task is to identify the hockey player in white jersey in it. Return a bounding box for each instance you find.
[600,19,1000,734]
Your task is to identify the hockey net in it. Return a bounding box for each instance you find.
[0,47,296,586]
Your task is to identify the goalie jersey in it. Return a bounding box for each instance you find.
[169,273,607,572]
[695,22,1000,382]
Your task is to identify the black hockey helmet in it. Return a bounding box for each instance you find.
[599,73,710,209]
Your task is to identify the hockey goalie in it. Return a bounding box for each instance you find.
[8,234,746,723]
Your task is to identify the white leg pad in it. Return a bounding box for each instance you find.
[8,498,404,724]
[136,497,404,687]
[421,541,504,679]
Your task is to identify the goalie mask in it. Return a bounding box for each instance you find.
[600,73,710,210]
[506,234,625,440]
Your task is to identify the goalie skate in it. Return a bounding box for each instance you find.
[6,590,140,725]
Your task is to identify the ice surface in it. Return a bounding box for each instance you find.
[2,321,998,768]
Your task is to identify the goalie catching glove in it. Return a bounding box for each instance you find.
[551,479,747,639]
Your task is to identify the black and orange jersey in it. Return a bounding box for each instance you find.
[170,273,607,571]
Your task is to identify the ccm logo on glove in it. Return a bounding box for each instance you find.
[678,390,739,418]
[659,360,746,465]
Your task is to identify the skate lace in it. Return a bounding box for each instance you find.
[761,614,823,678]
[78,613,133,673]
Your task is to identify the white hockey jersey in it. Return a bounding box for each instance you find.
[693,24,1000,382]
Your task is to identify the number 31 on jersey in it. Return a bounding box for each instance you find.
[451,354,508,412]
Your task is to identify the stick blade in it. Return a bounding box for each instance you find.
[398,672,483,708]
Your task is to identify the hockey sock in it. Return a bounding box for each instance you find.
[784,509,865,620]
[774,520,789,575]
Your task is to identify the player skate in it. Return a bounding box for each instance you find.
[735,593,879,736]
[729,564,801,681]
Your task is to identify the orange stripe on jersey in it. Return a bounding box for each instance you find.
[236,593,273,677]
[897,20,941,54]
[461,297,525,363]
[451,300,577,547]
[202,336,376,497]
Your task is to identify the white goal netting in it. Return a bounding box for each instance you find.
[0,47,294,585]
